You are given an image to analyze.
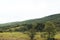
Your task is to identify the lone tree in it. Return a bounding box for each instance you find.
[44,21,56,40]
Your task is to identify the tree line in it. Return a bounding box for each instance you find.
[0,21,59,40]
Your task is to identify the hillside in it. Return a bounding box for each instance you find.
[21,14,60,24]
[0,14,60,32]
[0,14,60,25]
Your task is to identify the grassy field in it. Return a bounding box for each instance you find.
[0,32,59,40]
[0,32,29,40]
[55,34,60,39]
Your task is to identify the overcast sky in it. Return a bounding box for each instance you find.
[0,0,60,23]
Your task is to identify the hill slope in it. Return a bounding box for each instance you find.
[0,14,60,32]
[21,14,60,24]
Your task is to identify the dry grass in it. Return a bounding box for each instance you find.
[0,32,59,40]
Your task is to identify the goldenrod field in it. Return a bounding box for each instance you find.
[0,32,59,40]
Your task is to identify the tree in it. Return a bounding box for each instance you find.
[44,21,56,40]
[21,23,45,40]
[22,23,37,40]
[28,23,36,40]
[35,23,45,32]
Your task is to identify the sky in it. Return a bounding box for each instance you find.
[0,0,60,23]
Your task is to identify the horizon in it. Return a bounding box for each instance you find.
[0,0,60,24]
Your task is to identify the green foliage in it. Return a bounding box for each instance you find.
[24,23,37,40]
[35,23,45,32]
[44,21,57,40]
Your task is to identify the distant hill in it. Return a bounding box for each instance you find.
[21,14,60,24]
[0,13,60,32]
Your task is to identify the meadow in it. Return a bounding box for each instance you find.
[0,32,59,40]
